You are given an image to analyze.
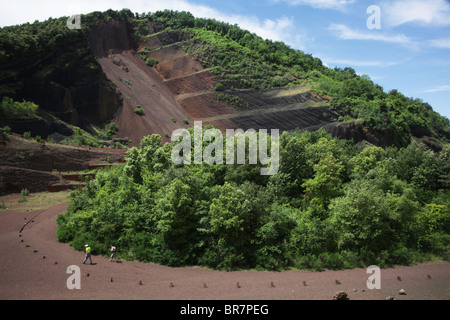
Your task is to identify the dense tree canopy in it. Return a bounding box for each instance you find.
[57,128,450,271]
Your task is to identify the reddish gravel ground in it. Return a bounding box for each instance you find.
[0,192,449,302]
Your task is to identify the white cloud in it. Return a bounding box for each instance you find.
[380,0,450,27]
[428,38,450,49]
[420,85,450,93]
[328,23,416,47]
[271,0,356,11]
[321,57,398,67]
[0,0,304,48]
[220,15,298,45]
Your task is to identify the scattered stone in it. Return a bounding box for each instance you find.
[54,261,58,264]
[352,288,357,293]
[270,281,275,288]
[303,281,307,287]
[41,256,46,259]
[386,296,395,300]
[33,249,38,253]
[335,279,341,285]
[139,280,143,285]
[427,275,432,280]
[203,282,208,288]
[170,282,174,288]
[111,278,113,282]
[399,289,407,295]
[236,282,241,288]
[20,239,24,242]
[87,273,90,277]
[361,289,365,293]
[397,276,402,281]
[333,291,349,300]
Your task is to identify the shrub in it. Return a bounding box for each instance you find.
[214,82,224,91]
[0,199,5,209]
[35,136,44,143]
[146,57,159,67]
[1,126,11,139]
[0,97,39,118]
[21,189,30,197]
[134,108,144,116]
[107,122,119,138]
[23,132,31,138]
[183,119,189,125]
[71,127,100,147]
[140,46,151,53]
[18,196,28,203]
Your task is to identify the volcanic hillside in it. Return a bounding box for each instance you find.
[92,20,341,146]
[1,9,449,149]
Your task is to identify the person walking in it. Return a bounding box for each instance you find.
[109,244,118,262]
[82,244,93,265]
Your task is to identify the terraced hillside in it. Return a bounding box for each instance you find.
[88,19,339,145]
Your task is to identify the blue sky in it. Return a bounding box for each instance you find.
[1,0,449,118]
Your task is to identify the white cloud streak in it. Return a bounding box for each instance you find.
[271,0,356,11]
[420,85,450,93]
[380,0,450,27]
[321,57,398,67]
[328,23,417,48]
[428,38,450,49]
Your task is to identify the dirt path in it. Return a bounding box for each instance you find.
[0,192,449,300]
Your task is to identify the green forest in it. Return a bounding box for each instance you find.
[1,9,449,271]
[57,128,450,271]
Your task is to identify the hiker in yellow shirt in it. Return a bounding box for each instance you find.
[82,244,93,265]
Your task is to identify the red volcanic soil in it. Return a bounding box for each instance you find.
[0,192,448,301]
[89,22,343,149]
[90,23,243,146]
[97,50,191,146]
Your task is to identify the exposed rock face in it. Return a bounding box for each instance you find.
[0,22,126,133]
[0,166,60,195]
[0,112,73,139]
[323,121,397,147]
[0,136,125,173]
[88,20,136,58]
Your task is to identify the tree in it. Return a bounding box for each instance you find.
[329,181,395,253]
[302,155,344,211]
[350,146,385,177]
[278,132,312,197]
[207,183,252,269]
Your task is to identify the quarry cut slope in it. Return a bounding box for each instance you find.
[90,20,339,145]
